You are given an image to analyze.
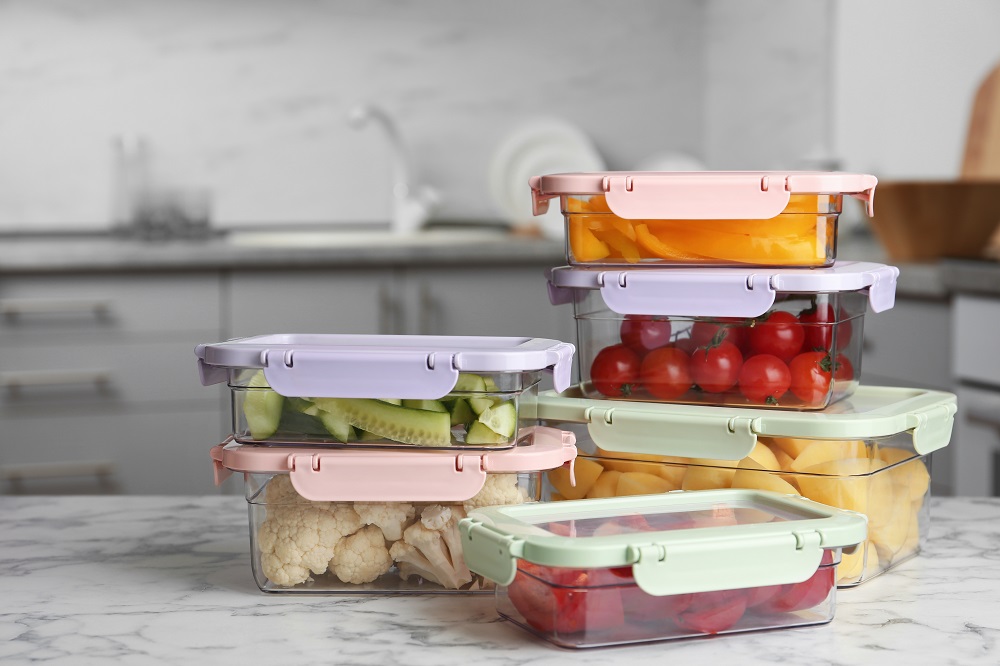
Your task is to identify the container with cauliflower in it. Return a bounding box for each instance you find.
[196,334,575,449]
[209,426,579,593]
[535,386,956,587]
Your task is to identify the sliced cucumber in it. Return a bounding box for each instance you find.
[453,373,487,393]
[466,420,509,445]
[468,396,495,415]
[312,398,451,447]
[401,399,449,413]
[448,398,475,427]
[317,409,355,443]
[483,376,500,392]
[276,409,327,437]
[477,401,517,438]
[378,398,403,406]
[242,371,284,440]
[284,397,315,414]
[357,428,382,441]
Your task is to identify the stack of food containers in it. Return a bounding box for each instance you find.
[456,171,956,648]
[195,334,580,593]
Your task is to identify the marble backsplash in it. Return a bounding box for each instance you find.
[0,0,829,231]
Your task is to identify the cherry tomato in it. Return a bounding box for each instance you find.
[620,314,672,354]
[675,589,748,634]
[690,319,748,352]
[690,341,743,393]
[590,344,641,398]
[788,351,835,406]
[621,587,695,625]
[744,584,784,608]
[640,346,692,400]
[748,311,805,362]
[834,353,855,382]
[799,303,852,352]
[756,564,834,614]
[737,354,791,404]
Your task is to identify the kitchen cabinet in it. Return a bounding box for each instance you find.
[0,272,227,495]
[227,264,571,341]
[950,294,1000,497]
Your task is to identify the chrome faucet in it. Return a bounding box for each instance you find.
[347,104,439,234]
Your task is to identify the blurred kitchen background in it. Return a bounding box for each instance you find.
[3,0,1000,496]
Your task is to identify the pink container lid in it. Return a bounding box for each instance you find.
[210,425,578,503]
[529,171,878,219]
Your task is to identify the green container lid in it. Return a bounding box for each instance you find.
[534,385,956,460]
[460,489,867,596]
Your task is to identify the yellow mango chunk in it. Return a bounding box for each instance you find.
[790,440,869,473]
[586,469,622,499]
[795,458,874,513]
[763,437,814,460]
[658,464,686,489]
[741,441,781,471]
[878,448,930,502]
[547,458,604,500]
[681,459,739,491]
[731,463,798,496]
[837,540,874,584]
[617,472,674,497]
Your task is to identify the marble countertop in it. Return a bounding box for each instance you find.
[2,496,999,665]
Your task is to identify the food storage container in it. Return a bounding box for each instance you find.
[548,261,899,409]
[459,489,867,648]
[535,385,956,586]
[529,171,878,267]
[209,425,578,593]
[196,334,574,449]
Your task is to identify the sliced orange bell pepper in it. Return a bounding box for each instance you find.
[568,219,611,262]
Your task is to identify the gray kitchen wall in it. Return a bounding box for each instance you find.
[0,0,834,231]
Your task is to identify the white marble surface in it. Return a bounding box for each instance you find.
[2,496,999,665]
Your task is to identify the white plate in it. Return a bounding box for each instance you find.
[489,118,605,239]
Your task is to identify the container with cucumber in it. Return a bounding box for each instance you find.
[238,371,521,448]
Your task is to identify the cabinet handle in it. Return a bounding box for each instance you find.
[1,298,111,320]
[2,369,113,396]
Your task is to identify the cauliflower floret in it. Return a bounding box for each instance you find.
[264,474,310,505]
[463,473,528,511]
[330,525,393,584]
[257,501,363,586]
[353,502,416,542]
[389,510,474,590]
[419,504,471,583]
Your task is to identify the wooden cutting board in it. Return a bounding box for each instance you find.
[962,62,1000,179]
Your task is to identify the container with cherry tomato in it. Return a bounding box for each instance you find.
[459,489,867,649]
[547,261,899,410]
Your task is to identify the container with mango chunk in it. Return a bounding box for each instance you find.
[529,171,877,268]
[195,334,575,449]
[536,385,957,586]
[547,261,899,410]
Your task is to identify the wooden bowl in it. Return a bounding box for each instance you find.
[866,181,1000,262]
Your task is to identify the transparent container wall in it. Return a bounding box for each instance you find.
[540,425,929,587]
[563,193,841,268]
[574,289,867,410]
[245,471,543,594]
[230,370,540,449]
[495,551,839,648]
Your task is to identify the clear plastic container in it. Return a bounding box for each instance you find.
[209,426,579,593]
[535,386,957,586]
[460,489,867,648]
[548,262,899,410]
[529,171,878,268]
[196,334,575,449]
